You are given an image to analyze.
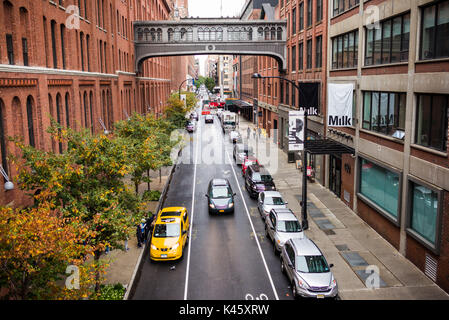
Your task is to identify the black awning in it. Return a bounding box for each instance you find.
[305,139,354,155]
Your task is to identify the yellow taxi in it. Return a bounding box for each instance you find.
[150,207,190,261]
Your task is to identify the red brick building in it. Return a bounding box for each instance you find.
[0,0,176,207]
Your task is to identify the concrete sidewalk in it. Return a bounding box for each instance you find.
[236,118,449,300]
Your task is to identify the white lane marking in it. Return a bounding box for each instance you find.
[184,109,201,300]
[224,139,280,300]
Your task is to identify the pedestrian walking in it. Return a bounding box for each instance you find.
[145,214,155,239]
[124,237,129,251]
[136,219,146,248]
[253,128,256,139]
[247,127,251,139]
[258,127,261,138]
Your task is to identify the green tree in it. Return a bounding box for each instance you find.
[13,123,144,293]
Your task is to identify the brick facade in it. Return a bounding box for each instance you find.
[0,0,177,207]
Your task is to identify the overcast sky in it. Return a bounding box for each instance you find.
[188,0,247,75]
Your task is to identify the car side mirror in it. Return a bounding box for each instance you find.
[233,193,236,196]
[329,263,334,268]
[285,201,288,204]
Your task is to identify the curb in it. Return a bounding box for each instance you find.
[123,148,181,300]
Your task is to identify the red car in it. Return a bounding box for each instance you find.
[242,156,259,176]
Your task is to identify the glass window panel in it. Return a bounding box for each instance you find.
[430,95,447,150]
[332,38,337,69]
[398,93,406,130]
[391,17,402,63]
[343,33,349,68]
[416,95,431,147]
[421,6,436,59]
[363,92,371,129]
[436,1,449,58]
[401,14,410,61]
[299,42,303,70]
[337,36,343,68]
[360,159,399,218]
[371,92,379,131]
[354,30,358,66]
[348,32,354,68]
[387,93,396,135]
[374,27,382,64]
[366,28,374,65]
[411,183,438,244]
[382,20,391,64]
[379,92,389,133]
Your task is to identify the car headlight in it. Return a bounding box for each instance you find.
[171,243,179,250]
[151,244,157,250]
[297,278,310,289]
[229,202,234,208]
[330,276,337,288]
[209,203,215,209]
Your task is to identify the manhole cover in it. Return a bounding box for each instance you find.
[335,244,349,251]
[315,219,335,230]
[340,252,369,267]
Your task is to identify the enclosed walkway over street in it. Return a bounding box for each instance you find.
[134,18,287,72]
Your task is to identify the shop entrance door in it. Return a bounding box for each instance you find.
[329,154,341,197]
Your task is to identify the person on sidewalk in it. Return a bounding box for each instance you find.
[253,128,256,139]
[258,127,261,139]
[247,127,251,139]
[144,214,155,240]
[136,219,146,248]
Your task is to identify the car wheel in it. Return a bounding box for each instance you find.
[292,283,299,299]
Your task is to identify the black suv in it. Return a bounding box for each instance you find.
[244,164,276,199]
[205,178,236,214]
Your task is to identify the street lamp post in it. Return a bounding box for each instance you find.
[251,73,309,230]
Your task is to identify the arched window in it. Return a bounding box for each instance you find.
[150,28,156,41]
[56,94,63,153]
[277,27,283,40]
[107,90,113,129]
[65,93,70,128]
[168,28,174,41]
[137,28,143,41]
[217,27,223,41]
[270,27,276,40]
[26,96,35,147]
[48,94,57,152]
[60,24,66,69]
[180,28,187,41]
[157,28,162,41]
[143,28,150,41]
[186,28,193,41]
[264,27,270,40]
[80,32,85,71]
[210,27,216,41]
[83,92,88,128]
[89,92,94,134]
[174,28,180,41]
[204,27,210,41]
[198,28,204,41]
[257,27,264,40]
[227,27,234,41]
[247,27,253,41]
[50,20,58,68]
[0,99,8,175]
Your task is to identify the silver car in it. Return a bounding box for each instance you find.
[265,208,304,254]
[280,237,338,299]
[257,191,288,220]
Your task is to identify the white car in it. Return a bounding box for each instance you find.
[265,208,304,254]
[257,191,288,220]
[229,130,242,144]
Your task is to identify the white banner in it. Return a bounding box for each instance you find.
[327,83,354,127]
[288,110,305,151]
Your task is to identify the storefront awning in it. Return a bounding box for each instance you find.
[305,139,354,155]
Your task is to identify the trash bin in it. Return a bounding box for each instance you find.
[288,152,295,163]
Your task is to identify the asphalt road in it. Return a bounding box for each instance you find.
[132,109,293,300]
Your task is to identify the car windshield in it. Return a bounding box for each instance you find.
[244,160,256,166]
[153,223,180,238]
[211,186,231,198]
[277,220,302,232]
[296,255,330,273]
[252,173,273,183]
[265,196,284,205]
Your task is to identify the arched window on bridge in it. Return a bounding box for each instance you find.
[144,28,150,41]
[227,27,233,41]
[137,28,143,41]
[257,27,264,40]
[150,28,156,42]
[168,28,174,41]
[247,27,253,40]
[277,27,282,40]
[271,27,276,40]
[157,28,162,41]
[174,28,181,41]
[198,27,204,41]
[187,28,193,41]
[180,28,187,41]
[217,27,223,41]
[264,27,270,40]
[204,27,210,41]
[210,27,216,41]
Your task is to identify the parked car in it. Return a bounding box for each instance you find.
[280,237,338,299]
[205,178,236,214]
[150,207,190,261]
[185,121,196,133]
[257,191,288,220]
[229,130,242,144]
[205,114,214,123]
[190,111,198,121]
[241,156,259,176]
[265,208,303,254]
[244,164,276,198]
[233,144,253,166]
